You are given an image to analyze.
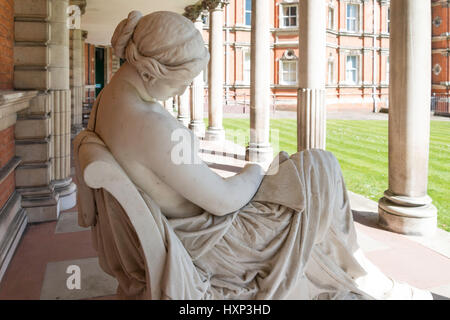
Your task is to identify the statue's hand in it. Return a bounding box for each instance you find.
[243,162,265,175]
[241,163,265,187]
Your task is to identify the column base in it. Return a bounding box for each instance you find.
[245,144,273,165]
[205,127,225,141]
[53,178,77,212]
[189,121,206,138]
[378,190,437,236]
[19,186,60,223]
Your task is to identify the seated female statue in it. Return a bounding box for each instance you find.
[77,10,432,300]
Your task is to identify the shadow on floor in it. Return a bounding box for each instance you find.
[352,210,382,230]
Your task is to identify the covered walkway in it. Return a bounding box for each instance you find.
[0,0,448,300]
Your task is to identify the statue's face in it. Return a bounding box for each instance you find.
[145,78,191,100]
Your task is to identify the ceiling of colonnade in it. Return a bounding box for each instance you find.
[81,0,198,45]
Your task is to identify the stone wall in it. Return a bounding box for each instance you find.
[0,0,16,219]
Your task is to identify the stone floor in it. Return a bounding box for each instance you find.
[0,139,449,300]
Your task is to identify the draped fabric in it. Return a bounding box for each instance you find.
[166,150,373,300]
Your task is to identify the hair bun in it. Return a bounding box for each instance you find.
[111,10,143,59]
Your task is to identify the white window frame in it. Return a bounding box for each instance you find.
[203,65,208,85]
[279,59,298,85]
[202,13,209,26]
[386,56,390,84]
[280,4,298,28]
[346,55,359,85]
[328,60,335,85]
[387,8,391,33]
[244,0,252,26]
[328,6,335,30]
[243,49,251,84]
[346,3,360,33]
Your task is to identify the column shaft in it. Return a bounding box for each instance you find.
[246,0,272,163]
[378,0,437,236]
[297,0,327,151]
[70,28,84,134]
[205,5,225,141]
[189,18,206,138]
[177,89,190,127]
[164,97,175,116]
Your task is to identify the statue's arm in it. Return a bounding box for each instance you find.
[135,112,264,216]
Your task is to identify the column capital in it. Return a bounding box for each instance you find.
[183,4,206,22]
[202,0,229,11]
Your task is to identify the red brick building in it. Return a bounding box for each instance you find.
[83,1,450,115]
[432,0,449,95]
[196,0,391,112]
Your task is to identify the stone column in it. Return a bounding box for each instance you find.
[189,16,206,138]
[378,0,437,236]
[297,0,327,151]
[69,28,84,134]
[204,0,227,141]
[246,0,273,163]
[49,0,76,212]
[69,1,86,135]
[81,30,88,94]
[163,97,175,116]
[177,89,190,127]
[14,0,76,223]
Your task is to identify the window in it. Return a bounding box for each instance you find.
[328,61,335,85]
[387,8,390,33]
[346,4,359,32]
[202,13,209,26]
[245,0,252,26]
[346,55,359,84]
[203,65,208,84]
[243,50,251,84]
[328,7,335,30]
[280,60,297,85]
[386,56,390,84]
[280,5,297,28]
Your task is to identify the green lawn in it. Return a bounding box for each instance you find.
[219,118,450,232]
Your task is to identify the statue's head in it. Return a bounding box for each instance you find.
[111,11,209,100]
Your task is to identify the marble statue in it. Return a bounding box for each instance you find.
[74,11,432,300]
